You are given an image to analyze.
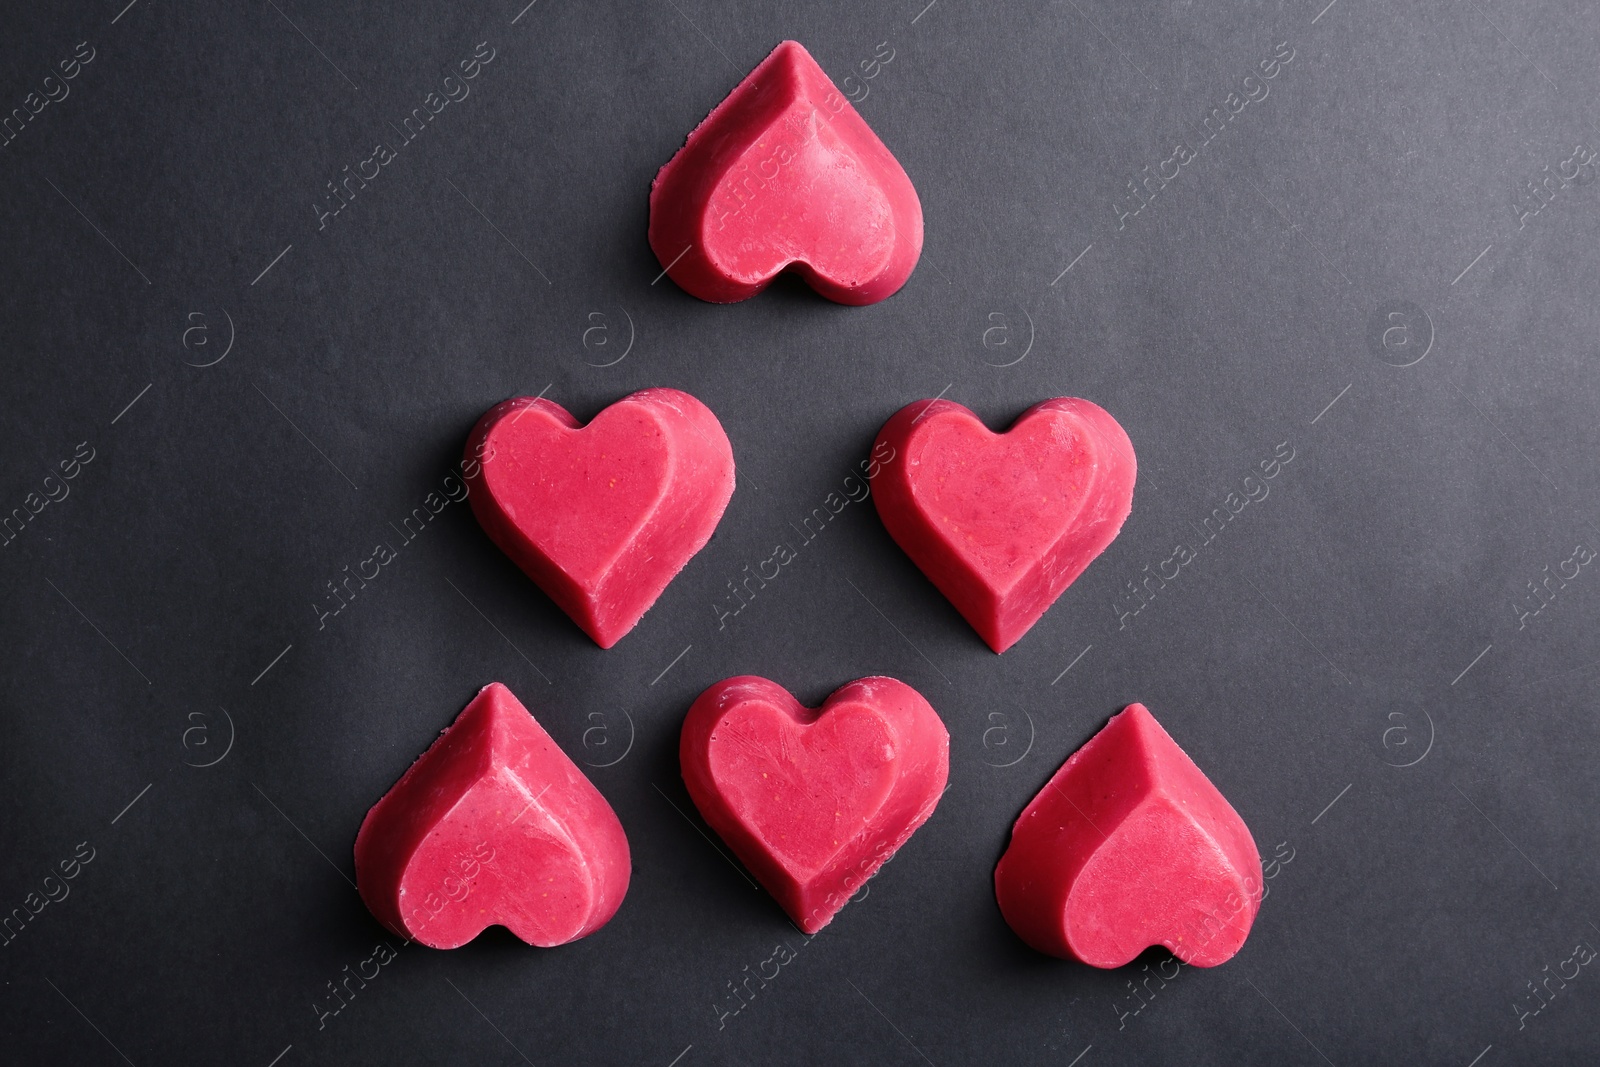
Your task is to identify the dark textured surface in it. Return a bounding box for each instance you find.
[2,1,1597,1064]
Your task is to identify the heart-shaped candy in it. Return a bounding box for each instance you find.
[649,40,923,305]
[354,682,631,949]
[680,676,949,933]
[872,397,1136,653]
[464,388,734,648]
[994,704,1261,967]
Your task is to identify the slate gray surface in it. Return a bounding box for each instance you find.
[2,1,1597,1064]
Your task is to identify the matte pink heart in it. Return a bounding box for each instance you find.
[355,683,631,949]
[650,40,923,305]
[464,388,734,648]
[872,397,1136,652]
[680,675,949,933]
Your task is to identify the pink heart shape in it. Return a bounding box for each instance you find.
[355,683,631,949]
[650,40,923,305]
[995,703,1262,967]
[872,397,1136,652]
[680,675,949,932]
[464,388,734,648]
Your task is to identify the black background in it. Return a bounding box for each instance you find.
[2,1,1598,1064]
